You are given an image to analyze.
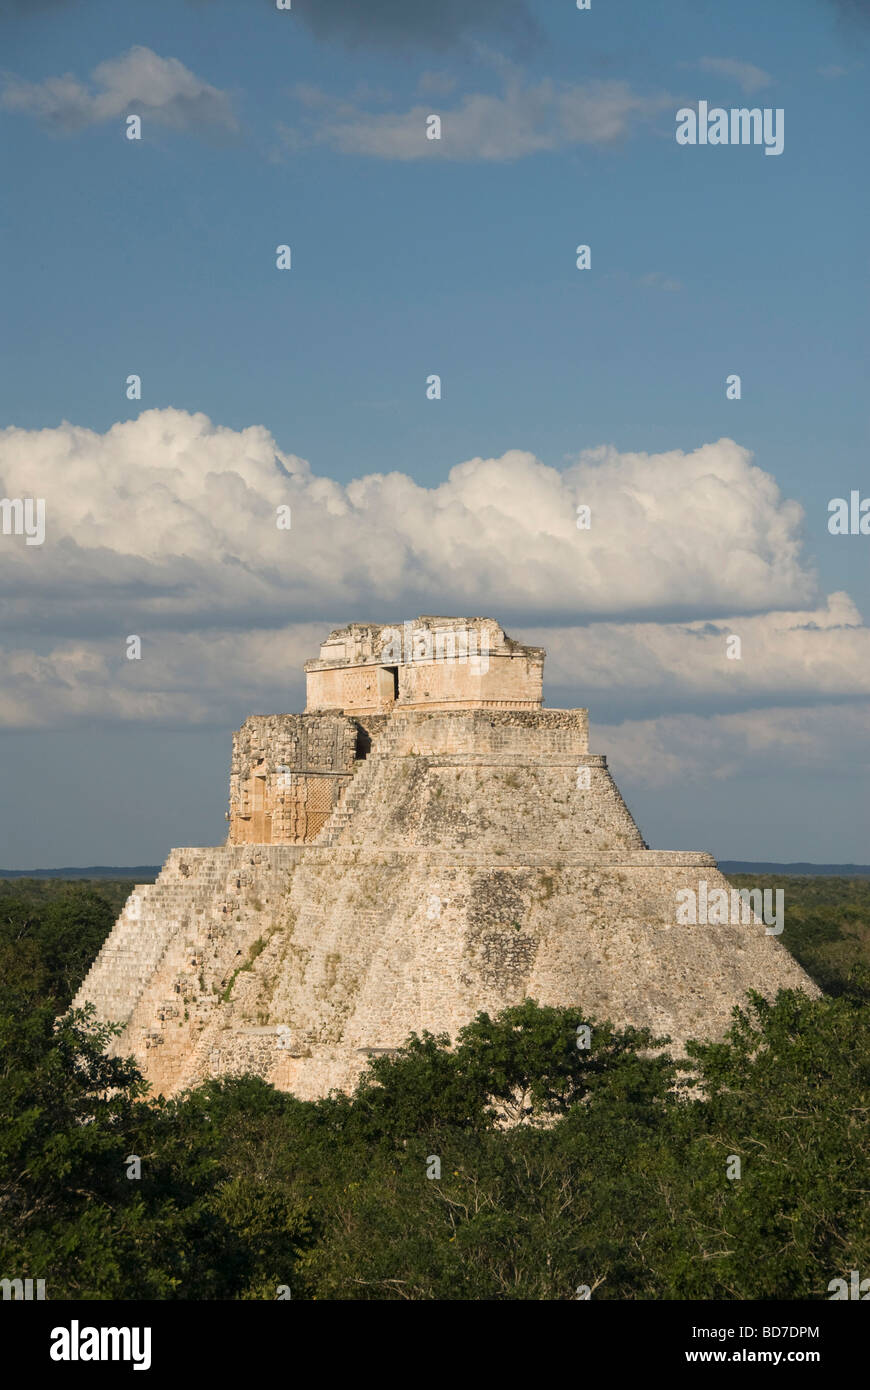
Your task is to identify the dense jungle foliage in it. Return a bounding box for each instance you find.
[1,875,867,1299]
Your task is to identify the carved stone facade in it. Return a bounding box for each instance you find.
[228,714,358,845]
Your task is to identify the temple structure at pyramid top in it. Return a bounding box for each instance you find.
[304,616,545,714]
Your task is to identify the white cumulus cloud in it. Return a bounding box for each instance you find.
[1,46,238,135]
[279,76,673,161]
[597,701,870,788]
[697,57,773,95]
[0,410,817,640]
[0,408,866,736]
[526,593,870,711]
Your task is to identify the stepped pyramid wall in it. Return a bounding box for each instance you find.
[73,619,819,1100]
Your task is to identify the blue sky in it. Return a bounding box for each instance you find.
[0,0,868,866]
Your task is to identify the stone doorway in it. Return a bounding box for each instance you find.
[380,666,399,705]
[250,770,271,843]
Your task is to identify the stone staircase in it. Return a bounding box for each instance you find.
[72,846,303,1033]
[315,721,404,846]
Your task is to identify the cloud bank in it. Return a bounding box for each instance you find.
[0,409,815,636]
[1,408,867,800]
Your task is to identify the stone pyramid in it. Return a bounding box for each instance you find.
[74,617,818,1099]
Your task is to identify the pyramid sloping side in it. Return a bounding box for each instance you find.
[184,714,817,1099]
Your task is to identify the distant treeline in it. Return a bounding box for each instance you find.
[4,860,868,879]
[722,861,870,877]
[0,877,148,919]
[0,875,866,1300]
[728,874,870,996]
[0,866,159,880]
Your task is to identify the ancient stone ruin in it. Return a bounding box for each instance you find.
[74,617,817,1099]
